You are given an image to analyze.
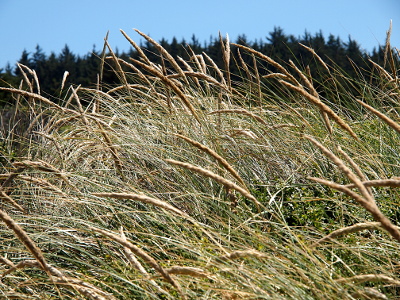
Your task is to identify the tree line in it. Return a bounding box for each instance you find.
[0,27,396,105]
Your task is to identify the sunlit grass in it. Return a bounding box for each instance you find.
[0,27,398,299]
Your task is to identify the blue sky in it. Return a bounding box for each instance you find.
[0,0,399,69]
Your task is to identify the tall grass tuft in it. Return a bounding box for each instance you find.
[0,26,399,299]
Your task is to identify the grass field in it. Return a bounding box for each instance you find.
[0,28,399,299]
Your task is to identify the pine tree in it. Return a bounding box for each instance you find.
[14,49,32,76]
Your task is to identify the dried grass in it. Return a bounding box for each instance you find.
[357,99,400,134]
[336,274,400,286]
[208,108,268,126]
[134,29,187,81]
[289,59,332,134]
[1,26,399,299]
[92,192,186,217]
[174,133,248,190]
[282,83,358,139]
[129,58,201,123]
[165,266,211,279]
[216,249,268,262]
[89,226,186,299]
[0,209,50,274]
[165,159,262,210]
[307,136,400,243]
[311,222,383,247]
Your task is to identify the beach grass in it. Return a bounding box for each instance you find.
[0,28,399,299]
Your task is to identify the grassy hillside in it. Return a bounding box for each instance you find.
[0,29,399,299]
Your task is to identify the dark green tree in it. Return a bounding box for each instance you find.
[14,49,32,76]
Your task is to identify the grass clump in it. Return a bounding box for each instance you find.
[0,26,399,299]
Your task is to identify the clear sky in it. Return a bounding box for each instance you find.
[0,0,399,69]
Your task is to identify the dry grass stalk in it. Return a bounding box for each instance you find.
[47,265,115,299]
[236,49,252,84]
[104,41,130,93]
[92,193,228,255]
[268,123,298,130]
[134,29,187,81]
[305,137,374,203]
[197,54,207,74]
[95,121,125,179]
[289,59,332,134]
[308,177,372,207]
[357,99,400,134]
[54,280,117,300]
[119,227,169,296]
[0,256,15,268]
[229,129,257,139]
[177,55,201,87]
[71,86,90,126]
[351,288,388,300]
[31,69,40,95]
[130,58,201,123]
[165,266,211,278]
[19,175,67,196]
[305,136,400,242]
[177,55,193,73]
[189,51,204,74]
[216,249,268,262]
[308,176,400,242]
[13,160,80,193]
[262,73,291,80]
[47,115,83,132]
[99,31,110,82]
[0,209,50,274]
[1,260,42,278]
[281,103,313,128]
[1,260,116,300]
[310,222,382,247]
[60,71,69,93]
[232,43,298,84]
[174,133,248,190]
[116,58,154,87]
[384,20,392,69]
[208,108,269,126]
[120,29,151,65]
[90,226,185,299]
[17,63,41,94]
[368,59,393,81]
[345,178,400,188]
[0,173,11,180]
[219,33,231,91]
[282,82,358,139]
[289,60,318,97]
[106,84,168,108]
[54,280,116,300]
[202,51,227,86]
[167,71,229,91]
[299,43,330,72]
[336,146,372,195]
[1,167,25,190]
[335,273,400,286]
[119,227,148,274]
[165,159,262,210]
[92,192,186,217]
[190,53,210,93]
[0,87,65,111]
[94,192,228,254]
[0,189,25,212]
[336,146,367,182]
[16,64,33,93]
[252,54,262,105]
